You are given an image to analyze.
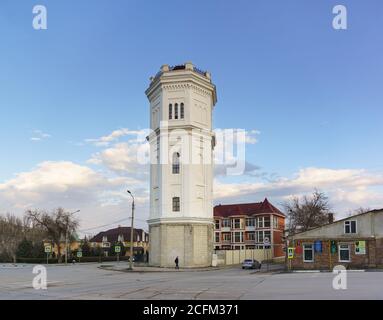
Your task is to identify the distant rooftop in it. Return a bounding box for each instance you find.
[214,198,285,218]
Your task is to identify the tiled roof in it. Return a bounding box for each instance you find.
[214,198,285,218]
[89,227,147,243]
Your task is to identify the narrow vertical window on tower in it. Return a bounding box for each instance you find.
[156,134,160,164]
[169,104,172,120]
[174,103,179,119]
[172,152,180,174]
[172,197,180,212]
[180,103,184,119]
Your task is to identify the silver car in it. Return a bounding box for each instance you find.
[242,259,261,270]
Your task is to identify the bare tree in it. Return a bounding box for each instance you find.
[347,207,371,216]
[26,208,79,262]
[0,214,25,263]
[283,190,331,234]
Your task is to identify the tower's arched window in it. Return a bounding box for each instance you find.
[180,103,184,119]
[169,104,173,120]
[174,103,179,119]
[172,152,180,174]
[172,197,180,212]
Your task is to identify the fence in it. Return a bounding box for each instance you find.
[214,249,273,266]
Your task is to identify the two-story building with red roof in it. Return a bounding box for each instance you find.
[213,198,286,257]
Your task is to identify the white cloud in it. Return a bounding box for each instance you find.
[0,161,150,234]
[85,128,148,147]
[30,130,51,142]
[88,142,150,176]
[214,167,383,218]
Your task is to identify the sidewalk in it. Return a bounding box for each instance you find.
[99,263,231,273]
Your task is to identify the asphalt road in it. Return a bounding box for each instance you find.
[0,263,382,300]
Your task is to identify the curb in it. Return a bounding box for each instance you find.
[98,266,230,273]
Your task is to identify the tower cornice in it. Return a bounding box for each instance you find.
[145,64,217,106]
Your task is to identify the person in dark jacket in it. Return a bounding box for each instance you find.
[175,256,179,269]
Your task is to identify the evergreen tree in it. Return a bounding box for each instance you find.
[16,238,34,258]
[32,241,45,258]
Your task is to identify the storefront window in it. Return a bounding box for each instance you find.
[303,244,314,262]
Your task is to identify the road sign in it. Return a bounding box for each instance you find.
[288,247,295,259]
[115,246,121,253]
[263,237,270,245]
[77,251,83,258]
[44,245,52,253]
[102,242,110,248]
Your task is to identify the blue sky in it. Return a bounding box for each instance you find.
[1,0,382,233]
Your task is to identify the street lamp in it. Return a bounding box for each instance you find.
[127,190,135,270]
[65,209,80,265]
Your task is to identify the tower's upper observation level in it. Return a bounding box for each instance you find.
[145,62,217,107]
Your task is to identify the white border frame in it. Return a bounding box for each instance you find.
[303,243,314,263]
[344,220,357,234]
[338,243,351,262]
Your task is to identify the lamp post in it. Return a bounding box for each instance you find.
[127,190,135,270]
[65,210,80,265]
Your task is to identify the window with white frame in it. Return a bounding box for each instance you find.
[303,244,314,262]
[246,218,255,227]
[264,231,271,242]
[174,103,179,119]
[257,217,264,228]
[247,232,256,241]
[273,216,279,228]
[222,219,230,228]
[172,197,180,212]
[156,135,160,163]
[172,152,180,174]
[102,236,108,242]
[264,216,271,228]
[344,220,357,234]
[118,234,124,242]
[339,244,351,262]
[180,103,184,119]
[233,219,241,229]
[223,233,231,242]
[233,232,243,243]
[257,231,264,243]
[169,104,173,119]
[215,220,220,230]
[215,232,220,243]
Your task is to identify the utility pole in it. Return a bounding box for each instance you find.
[65,210,80,265]
[127,190,135,270]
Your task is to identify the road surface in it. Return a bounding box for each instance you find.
[0,263,382,300]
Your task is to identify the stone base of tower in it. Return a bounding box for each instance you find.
[148,222,214,268]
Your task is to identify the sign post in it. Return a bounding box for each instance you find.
[115,245,121,263]
[264,237,271,272]
[77,249,83,263]
[44,245,52,265]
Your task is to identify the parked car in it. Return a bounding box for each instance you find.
[242,259,261,270]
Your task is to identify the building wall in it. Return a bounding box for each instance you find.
[289,238,379,270]
[288,210,383,269]
[292,211,383,240]
[149,222,214,268]
[214,214,285,257]
[215,249,272,266]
